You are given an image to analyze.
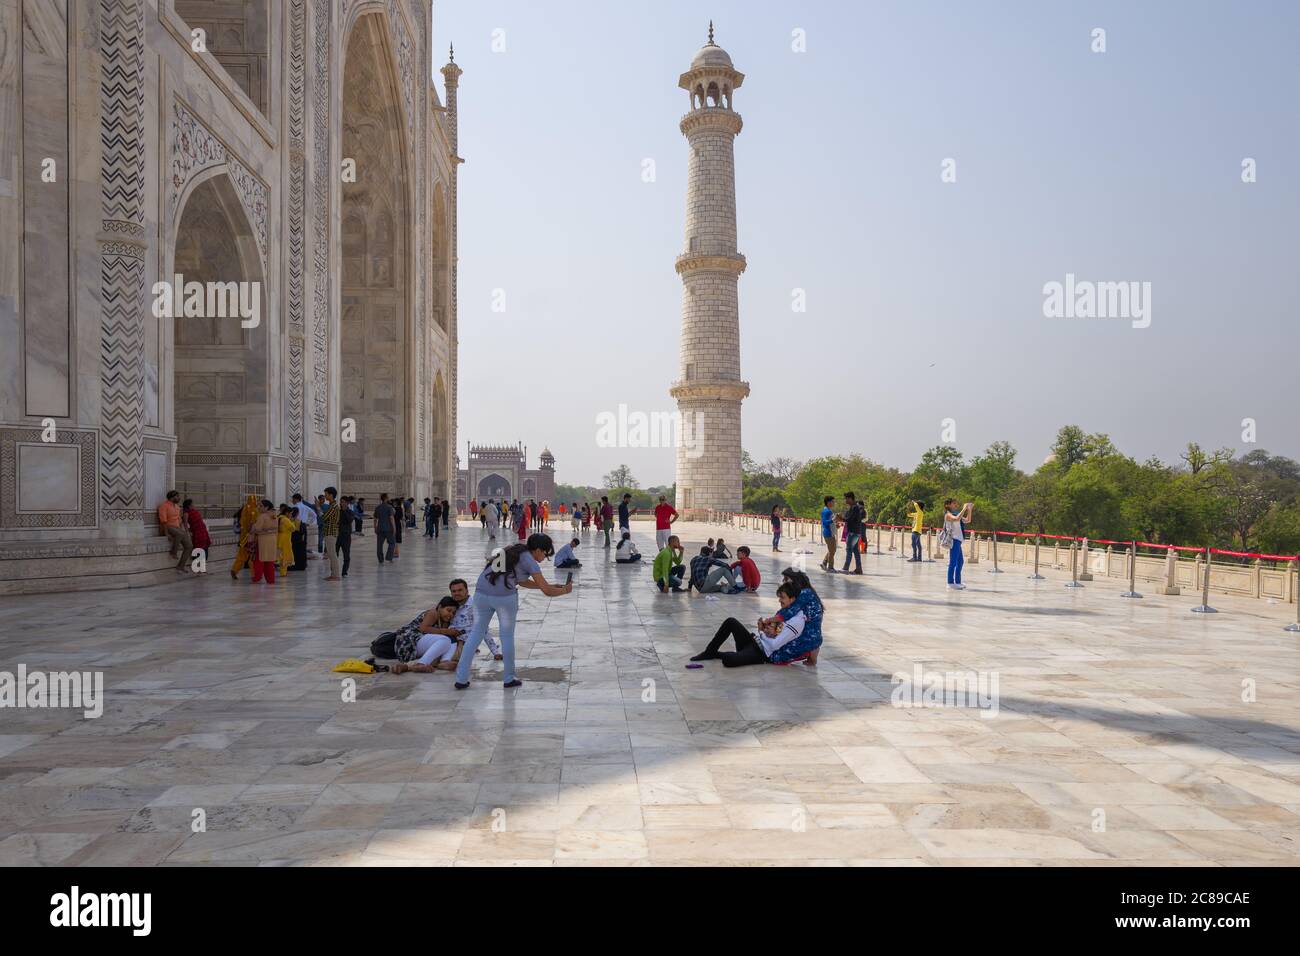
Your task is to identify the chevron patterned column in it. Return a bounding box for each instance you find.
[97,0,148,526]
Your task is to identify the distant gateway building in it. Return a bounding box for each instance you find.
[456,443,556,512]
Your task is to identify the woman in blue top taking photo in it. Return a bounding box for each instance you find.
[454,533,572,690]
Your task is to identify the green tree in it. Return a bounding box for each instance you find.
[915,445,966,487]
[742,485,789,515]
[782,456,845,517]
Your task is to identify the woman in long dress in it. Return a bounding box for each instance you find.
[183,499,211,560]
[250,500,280,585]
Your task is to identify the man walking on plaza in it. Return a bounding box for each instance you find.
[374,493,397,564]
[291,493,316,571]
[618,493,635,538]
[841,491,865,575]
[820,495,838,573]
[320,486,342,582]
[484,499,499,540]
[599,496,614,547]
[158,490,193,571]
[336,495,353,577]
[653,494,678,552]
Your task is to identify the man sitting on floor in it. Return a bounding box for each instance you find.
[690,582,819,668]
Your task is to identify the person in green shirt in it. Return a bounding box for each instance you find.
[907,500,925,561]
[652,535,685,592]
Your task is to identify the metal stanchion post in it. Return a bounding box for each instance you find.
[1286,559,1300,632]
[988,531,1003,573]
[925,529,935,563]
[1065,542,1084,588]
[1028,534,1045,580]
[1191,546,1218,613]
[898,526,909,560]
[873,525,882,555]
[1120,540,1143,598]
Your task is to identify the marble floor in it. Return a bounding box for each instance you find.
[1,519,1297,867]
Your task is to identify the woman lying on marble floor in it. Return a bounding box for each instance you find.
[690,579,824,668]
[391,597,466,674]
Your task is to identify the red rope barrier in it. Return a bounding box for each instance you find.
[723,513,1297,563]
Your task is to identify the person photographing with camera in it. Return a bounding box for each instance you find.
[454,533,573,690]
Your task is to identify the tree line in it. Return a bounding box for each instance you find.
[741,428,1300,558]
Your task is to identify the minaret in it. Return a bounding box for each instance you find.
[440,45,464,498]
[671,23,749,515]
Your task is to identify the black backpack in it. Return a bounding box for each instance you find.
[370,630,398,659]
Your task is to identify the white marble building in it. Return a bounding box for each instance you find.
[670,24,748,516]
[0,1,460,592]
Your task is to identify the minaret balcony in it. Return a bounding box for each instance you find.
[675,252,746,276]
[680,108,743,136]
[669,380,751,402]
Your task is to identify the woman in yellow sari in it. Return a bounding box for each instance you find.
[230,494,259,578]
[277,504,298,577]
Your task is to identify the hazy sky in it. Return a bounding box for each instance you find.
[432,0,1299,487]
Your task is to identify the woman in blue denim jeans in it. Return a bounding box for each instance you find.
[943,498,973,590]
[455,533,573,690]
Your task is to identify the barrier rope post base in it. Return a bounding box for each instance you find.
[898,526,909,560]
[1028,535,1045,580]
[924,530,935,563]
[987,532,1003,574]
[1162,547,1181,595]
[873,526,883,555]
[1190,546,1218,613]
[1285,559,1299,632]
[1065,542,1084,589]
[1120,540,1143,599]
[1078,538,1094,581]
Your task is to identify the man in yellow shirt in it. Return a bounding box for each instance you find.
[158,490,193,570]
[907,500,925,562]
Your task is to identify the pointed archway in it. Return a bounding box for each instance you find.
[340,12,411,500]
[170,170,269,508]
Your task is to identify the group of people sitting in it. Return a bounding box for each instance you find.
[384,577,504,674]
[643,535,760,595]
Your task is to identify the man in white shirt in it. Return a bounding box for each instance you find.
[484,500,499,540]
[290,493,316,570]
[449,578,499,660]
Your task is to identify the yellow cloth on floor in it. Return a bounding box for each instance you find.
[332,658,375,674]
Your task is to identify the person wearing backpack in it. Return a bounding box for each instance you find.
[454,534,572,690]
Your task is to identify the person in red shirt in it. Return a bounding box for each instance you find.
[653,494,678,551]
[729,546,761,593]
